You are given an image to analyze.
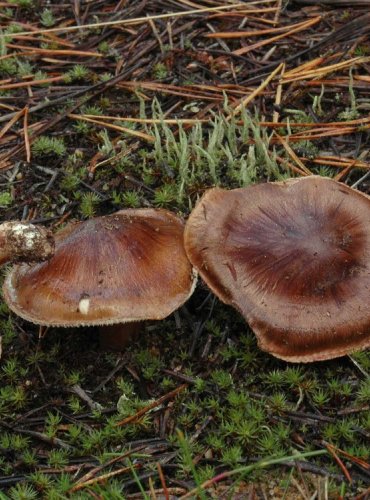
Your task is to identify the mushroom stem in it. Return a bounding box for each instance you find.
[0,222,54,266]
[98,322,142,351]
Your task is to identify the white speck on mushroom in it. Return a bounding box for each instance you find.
[11,223,30,236]
[78,298,90,315]
[9,223,39,248]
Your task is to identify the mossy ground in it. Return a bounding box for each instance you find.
[0,1,369,498]
[0,298,369,498]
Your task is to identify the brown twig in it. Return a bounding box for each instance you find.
[115,385,187,427]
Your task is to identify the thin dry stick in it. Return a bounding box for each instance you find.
[206,18,315,38]
[128,487,187,499]
[79,114,206,125]
[233,16,321,56]
[274,133,313,175]
[13,428,72,450]
[259,116,370,127]
[177,0,210,7]
[348,354,369,378]
[157,462,170,500]
[311,156,370,168]
[271,127,368,142]
[334,163,352,182]
[90,141,141,173]
[287,124,370,136]
[334,157,360,181]
[115,384,187,427]
[0,53,18,63]
[118,80,252,100]
[69,465,138,492]
[273,63,284,123]
[302,76,370,88]
[0,102,16,112]
[0,3,271,38]
[68,114,155,142]
[207,10,277,25]
[0,76,64,91]
[276,155,308,176]
[325,444,352,484]
[284,54,336,77]
[23,106,30,163]
[6,44,103,58]
[70,445,147,492]
[327,443,370,470]
[148,477,157,499]
[282,56,369,83]
[206,6,279,20]
[0,107,24,140]
[69,384,103,412]
[273,0,282,25]
[228,62,284,118]
[148,17,165,54]
[354,487,370,500]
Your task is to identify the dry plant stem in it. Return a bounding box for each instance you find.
[1,3,262,38]
[98,322,142,351]
[70,445,147,492]
[115,384,188,427]
[69,384,103,412]
[69,465,137,492]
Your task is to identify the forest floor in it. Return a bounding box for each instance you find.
[0,0,369,498]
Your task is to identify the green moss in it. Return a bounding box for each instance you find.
[40,8,55,27]
[31,136,66,157]
[0,191,13,207]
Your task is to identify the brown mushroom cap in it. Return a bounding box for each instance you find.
[3,209,196,327]
[184,176,370,362]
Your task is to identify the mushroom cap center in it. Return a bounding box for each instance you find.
[226,201,364,302]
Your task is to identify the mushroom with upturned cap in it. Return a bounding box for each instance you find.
[0,221,54,266]
[3,209,197,350]
[184,176,370,362]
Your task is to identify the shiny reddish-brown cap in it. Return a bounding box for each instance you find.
[184,176,370,362]
[3,209,196,326]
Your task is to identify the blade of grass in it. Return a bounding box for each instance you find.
[128,460,150,500]
[177,430,208,500]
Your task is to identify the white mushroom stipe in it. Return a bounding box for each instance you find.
[10,224,39,248]
[10,223,30,235]
[0,221,54,266]
[78,298,90,315]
